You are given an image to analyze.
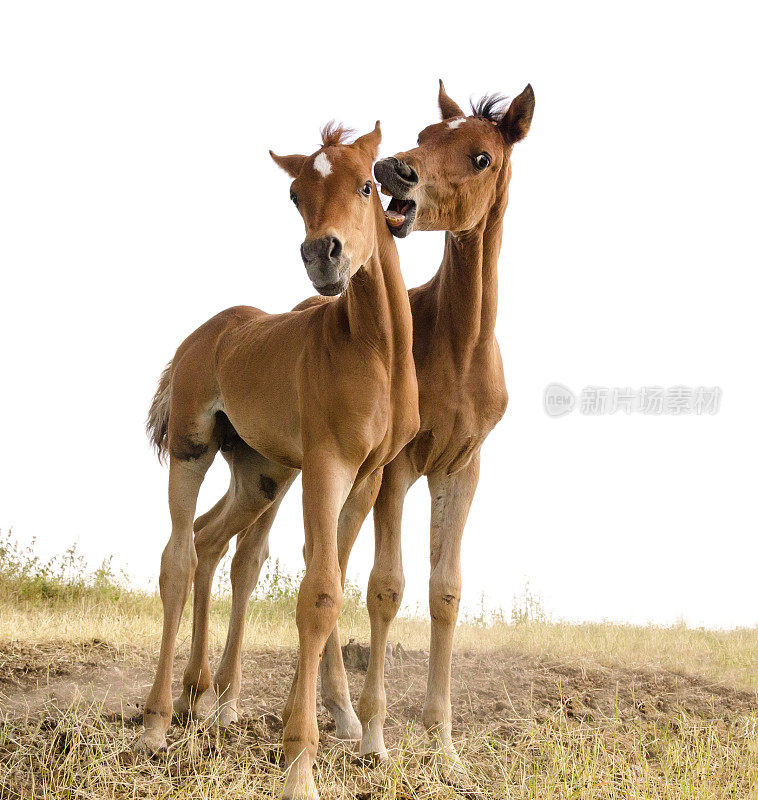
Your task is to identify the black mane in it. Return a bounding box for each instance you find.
[470,93,510,123]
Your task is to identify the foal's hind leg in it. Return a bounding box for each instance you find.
[174,498,247,720]
[172,488,234,721]
[139,450,216,753]
[210,473,295,728]
[175,444,294,721]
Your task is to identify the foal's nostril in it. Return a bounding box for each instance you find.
[395,160,418,184]
[301,236,342,266]
[327,236,342,263]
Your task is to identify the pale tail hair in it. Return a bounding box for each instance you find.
[146,361,172,462]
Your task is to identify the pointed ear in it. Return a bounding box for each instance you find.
[499,84,535,144]
[269,151,307,178]
[352,120,382,162]
[438,79,465,120]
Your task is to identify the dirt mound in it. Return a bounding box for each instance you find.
[1,641,754,732]
[1,641,755,799]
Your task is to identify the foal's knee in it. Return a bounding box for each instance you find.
[367,569,404,622]
[296,566,343,640]
[429,572,461,627]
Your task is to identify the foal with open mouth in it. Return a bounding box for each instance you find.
[322,80,536,778]
[138,122,419,800]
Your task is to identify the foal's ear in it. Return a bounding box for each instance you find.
[498,84,535,144]
[438,79,465,120]
[352,121,382,162]
[269,151,308,178]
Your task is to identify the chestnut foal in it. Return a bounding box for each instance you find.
[333,81,535,773]
[138,123,419,800]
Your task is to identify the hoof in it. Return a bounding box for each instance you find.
[282,787,319,800]
[434,748,473,789]
[282,763,319,800]
[355,750,388,767]
[132,729,167,756]
[204,702,238,732]
[215,703,239,729]
[334,717,361,742]
[331,706,362,741]
[172,694,198,725]
[359,719,387,762]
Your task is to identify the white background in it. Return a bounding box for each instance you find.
[1,2,756,628]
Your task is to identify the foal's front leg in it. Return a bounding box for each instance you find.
[282,452,354,800]
[211,478,294,728]
[423,452,480,780]
[358,451,417,760]
[283,468,383,740]
[318,467,382,740]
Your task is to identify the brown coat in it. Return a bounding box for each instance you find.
[138,123,419,800]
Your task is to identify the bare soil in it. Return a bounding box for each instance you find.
[1,639,754,738]
[1,639,756,799]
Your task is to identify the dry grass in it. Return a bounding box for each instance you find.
[0,532,756,798]
[1,704,756,800]
[1,591,755,691]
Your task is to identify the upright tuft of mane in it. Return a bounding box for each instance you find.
[320,121,355,147]
[471,93,510,123]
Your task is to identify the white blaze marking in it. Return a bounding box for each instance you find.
[447,117,466,130]
[313,152,332,177]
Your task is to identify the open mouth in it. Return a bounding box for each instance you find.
[381,192,417,239]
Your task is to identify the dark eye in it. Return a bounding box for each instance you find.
[360,181,372,197]
[473,153,491,170]
[290,190,299,207]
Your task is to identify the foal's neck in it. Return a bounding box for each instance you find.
[435,174,509,360]
[341,202,412,362]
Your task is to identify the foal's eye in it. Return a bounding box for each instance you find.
[360,181,372,197]
[290,190,299,207]
[473,153,491,170]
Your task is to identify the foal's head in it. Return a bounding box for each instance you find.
[374,82,535,237]
[271,123,382,295]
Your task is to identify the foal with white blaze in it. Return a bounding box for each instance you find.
[139,123,419,800]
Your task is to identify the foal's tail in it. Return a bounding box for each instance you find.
[147,360,172,462]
